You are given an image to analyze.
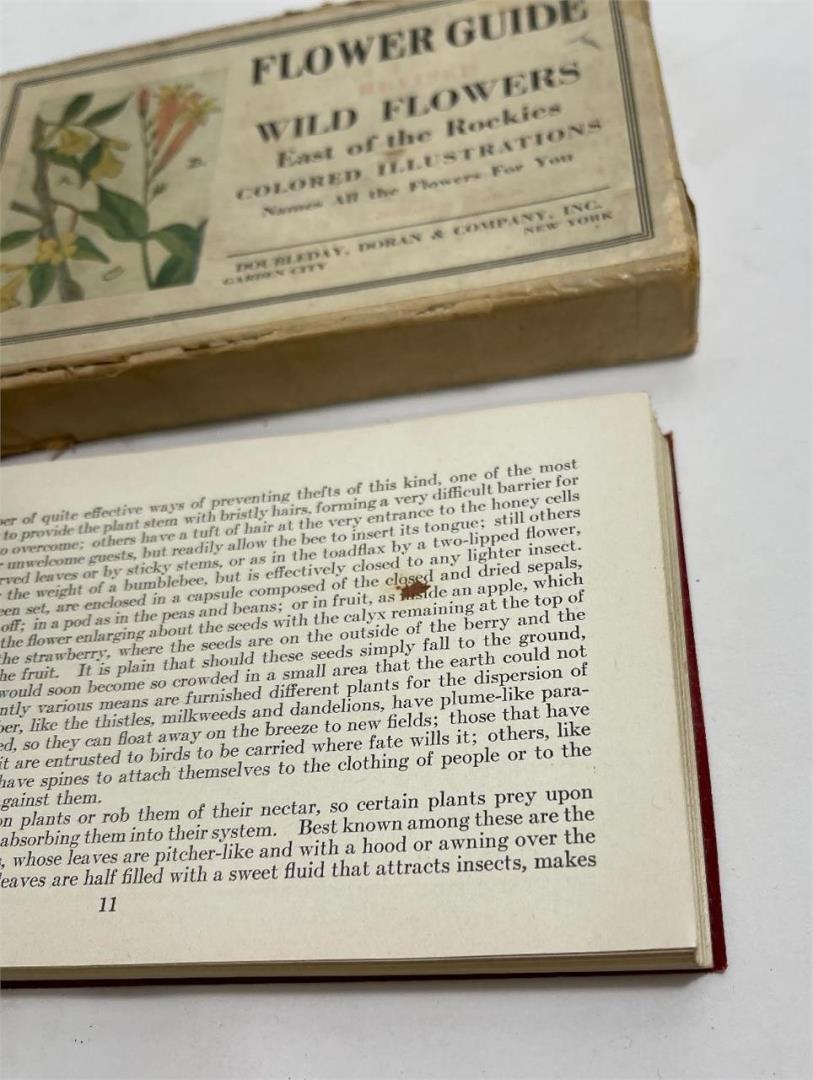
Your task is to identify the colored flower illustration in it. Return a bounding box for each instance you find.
[137,87,151,118]
[153,84,192,152]
[0,271,25,312]
[89,144,124,181]
[152,90,218,174]
[0,78,218,306]
[36,232,78,264]
[58,128,91,156]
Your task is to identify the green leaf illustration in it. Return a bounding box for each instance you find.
[46,149,82,175]
[28,263,57,306]
[150,223,202,261]
[84,96,130,128]
[71,235,109,263]
[60,93,93,126]
[79,141,104,183]
[0,229,38,251]
[151,222,205,288]
[154,253,195,288]
[81,185,148,242]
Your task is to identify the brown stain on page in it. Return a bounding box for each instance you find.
[398,579,430,600]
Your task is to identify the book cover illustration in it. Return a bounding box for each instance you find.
[0,3,699,455]
[0,1,657,344]
[0,73,223,310]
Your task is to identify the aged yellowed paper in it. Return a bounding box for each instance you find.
[0,395,702,976]
[1,0,689,373]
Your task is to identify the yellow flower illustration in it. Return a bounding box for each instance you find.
[36,232,78,265]
[90,144,124,181]
[36,238,58,263]
[58,127,91,156]
[157,83,193,105]
[0,272,26,312]
[179,93,218,126]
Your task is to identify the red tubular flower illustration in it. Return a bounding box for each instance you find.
[152,92,218,174]
[137,86,151,118]
[151,84,190,154]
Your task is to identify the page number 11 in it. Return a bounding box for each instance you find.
[99,896,117,913]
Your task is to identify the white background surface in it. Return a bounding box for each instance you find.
[1,1,811,1078]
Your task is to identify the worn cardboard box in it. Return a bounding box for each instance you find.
[0,0,697,454]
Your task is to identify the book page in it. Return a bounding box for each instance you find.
[0,394,698,972]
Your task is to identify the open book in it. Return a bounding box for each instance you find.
[0,394,724,983]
